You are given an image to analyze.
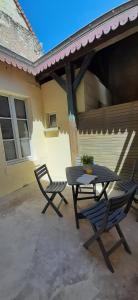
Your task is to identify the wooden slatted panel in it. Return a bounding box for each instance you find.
[78,101,138,181]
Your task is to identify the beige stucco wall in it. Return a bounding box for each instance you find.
[0,63,73,197]
[41,80,72,181]
[0,62,46,197]
[0,65,99,197]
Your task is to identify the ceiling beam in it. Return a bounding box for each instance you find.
[50,72,67,92]
[73,51,95,91]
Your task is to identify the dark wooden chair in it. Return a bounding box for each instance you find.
[80,185,137,272]
[34,164,68,217]
[117,160,138,221]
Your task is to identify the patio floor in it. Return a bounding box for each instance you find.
[0,182,138,300]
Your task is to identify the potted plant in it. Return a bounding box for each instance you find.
[81,154,94,174]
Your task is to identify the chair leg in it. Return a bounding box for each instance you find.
[83,227,114,273]
[72,186,80,229]
[97,236,114,273]
[50,200,63,217]
[83,229,104,249]
[51,203,63,218]
[84,236,95,249]
[115,224,131,254]
[58,192,68,204]
[45,193,63,217]
[41,202,50,214]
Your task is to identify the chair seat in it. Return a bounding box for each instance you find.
[45,181,67,193]
[81,200,126,231]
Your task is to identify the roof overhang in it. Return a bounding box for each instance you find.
[0,44,34,74]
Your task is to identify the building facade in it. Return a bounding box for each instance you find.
[0,0,138,197]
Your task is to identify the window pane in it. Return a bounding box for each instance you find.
[0,119,14,139]
[14,99,26,119]
[49,114,57,128]
[0,96,10,117]
[20,139,31,157]
[3,140,17,161]
[17,120,29,138]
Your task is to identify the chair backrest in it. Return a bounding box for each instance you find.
[130,159,138,182]
[109,185,137,214]
[34,164,52,196]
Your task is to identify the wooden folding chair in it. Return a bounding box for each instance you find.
[81,185,137,272]
[34,164,68,217]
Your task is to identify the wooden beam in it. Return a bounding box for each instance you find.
[73,51,95,91]
[65,62,76,117]
[65,61,78,165]
[50,72,67,92]
[36,48,96,85]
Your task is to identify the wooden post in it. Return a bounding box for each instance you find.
[65,61,78,165]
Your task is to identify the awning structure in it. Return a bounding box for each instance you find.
[0,2,137,76]
[35,5,138,75]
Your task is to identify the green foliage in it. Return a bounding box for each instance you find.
[81,154,94,165]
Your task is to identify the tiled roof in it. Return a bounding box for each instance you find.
[0,3,137,76]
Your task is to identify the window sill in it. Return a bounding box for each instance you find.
[7,156,33,166]
[44,127,59,132]
[44,127,59,138]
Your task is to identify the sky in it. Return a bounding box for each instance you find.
[19,0,127,53]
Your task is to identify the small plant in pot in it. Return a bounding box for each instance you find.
[81,154,94,174]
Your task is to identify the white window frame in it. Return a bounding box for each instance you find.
[0,95,31,164]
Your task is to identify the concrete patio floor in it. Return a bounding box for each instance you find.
[0,182,138,300]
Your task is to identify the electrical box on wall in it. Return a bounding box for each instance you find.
[44,112,59,137]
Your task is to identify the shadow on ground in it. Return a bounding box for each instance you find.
[0,182,138,300]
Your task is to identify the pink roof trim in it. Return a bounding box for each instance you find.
[0,51,34,74]
[35,6,138,75]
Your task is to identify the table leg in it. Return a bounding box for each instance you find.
[97,182,110,201]
[72,185,79,229]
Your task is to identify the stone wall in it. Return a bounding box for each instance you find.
[0,0,28,28]
[0,0,42,61]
